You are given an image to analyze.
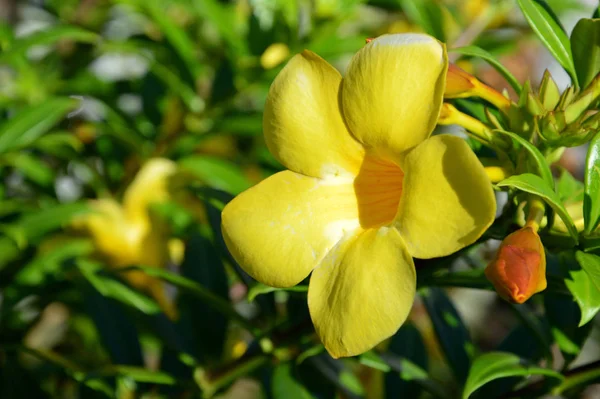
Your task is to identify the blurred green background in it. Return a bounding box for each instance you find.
[1,0,599,398]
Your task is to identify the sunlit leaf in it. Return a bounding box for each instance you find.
[517,0,577,86]
[497,174,579,243]
[570,18,600,89]
[584,132,600,234]
[462,352,563,398]
[0,97,78,154]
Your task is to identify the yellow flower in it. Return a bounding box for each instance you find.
[73,158,179,319]
[221,34,496,358]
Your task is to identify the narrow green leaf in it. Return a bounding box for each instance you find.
[0,97,78,153]
[570,251,600,326]
[462,352,563,398]
[398,0,446,41]
[191,0,246,54]
[117,265,257,334]
[11,202,89,244]
[87,366,176,385]
[556,167,584,203]
[178,231,229,361]
[497,173,579,243]
[584,132,600,234]
[421,288,473,384]
[517,0,577,86]
[385,323,429,399]
[545,293,592,365]
[0,25,98,62]
[450,46,522,94]
[247,283,308,302]
[4,153,55,187]
[144,0,202,79]
[178,155,252,194]
[494,129,554,188]
[78,260,162,315]
[570,18,600,89]
[272,364,316,399]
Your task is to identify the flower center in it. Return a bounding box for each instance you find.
[354,155,404,228]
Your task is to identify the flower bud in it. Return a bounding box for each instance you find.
[485,226,547,303]
[444,64,511,111]
[260,43,290,70]
[445,64,477,98]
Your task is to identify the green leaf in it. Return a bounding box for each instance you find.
[569,251,600,326]
[247,283,308,302]
[17,203,89,240]
[398,0,445,41]
[373,352,449,399]
[421,288,473,384]
[0,97,78,154]
[86,366,176,385]
[545,293,592,365]
[143,0,202,79]
[117,265,257,334]
[517,0,577,86]
[82,283,144,366]
[32,131,83,158]
[178,155,252,194]
[385,323,428,399]
[177,231,229,362]
[494,129,554,188]
[3,153,55,187]
[497,173,579,243]
[556,167,584,203]
[450,46,522,94]
[584,132,600,234]
[15,239,93,286]
[570,18,600,89]
[462,352,563,398]
[0,25,98,62]
[78,259,162,315]
[272,364,316,399]
[192,0,246,54]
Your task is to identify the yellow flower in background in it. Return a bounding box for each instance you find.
[221,34,496,358]
[73,158,179,319]
[260,43,290,70]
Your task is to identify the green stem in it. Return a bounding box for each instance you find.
[552,360,600,394]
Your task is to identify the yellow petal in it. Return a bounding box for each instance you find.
[75,199,141,267]
[221,170,360,288]
[396,134,496,258]
[264,51,364,178]
[341,34,447,157]
[123,158,177,224]
[308,227,416,358]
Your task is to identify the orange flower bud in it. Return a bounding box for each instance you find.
[445,64,477,98]
[485,226,547,304]
[444,64,511,111]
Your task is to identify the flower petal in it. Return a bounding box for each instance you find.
[264,51,364,178]
[308,227,416,358]
[396,134,496,258]
[123,158,177,224]
[221,171,361,288]
[341,34,447,157]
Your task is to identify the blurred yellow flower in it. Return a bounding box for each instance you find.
[222,34,496,358]
[73,158,179,319]
[260,43,290,70]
